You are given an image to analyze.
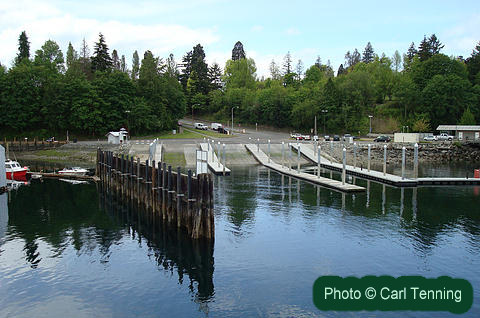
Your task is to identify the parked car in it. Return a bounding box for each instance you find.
[343,134,352,141]
[423,135,437,141]
[374,135,391,142]
[211,123,223,130]
[46,137,56,142]
[217,127,229,134]
[436,132,454,141]
[290,133,303,140]
[333,135,340,141]
[313,135,319,141]
[194,123,208,130]
[324,135,330,141]
[302,134,311,140]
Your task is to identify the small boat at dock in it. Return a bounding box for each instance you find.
[5,159,29,181]
[57,167,89,176]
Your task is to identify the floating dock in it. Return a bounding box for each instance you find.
[199,143,230,175]
[291,143,480,187]
[245,144,364,193]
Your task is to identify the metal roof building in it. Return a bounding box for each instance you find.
[436,125,480,141]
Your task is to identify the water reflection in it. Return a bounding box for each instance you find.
[5,179,214,304]
[99,186,215,302]
[217,166,480,258]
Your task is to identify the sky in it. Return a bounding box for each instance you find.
[1,0,479,77]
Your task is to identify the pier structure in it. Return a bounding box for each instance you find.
[291,143,480,187]
[199,142,230,175]
[245,144,364,193]
[96,149,214,239]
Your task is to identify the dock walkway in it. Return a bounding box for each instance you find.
[199,143,231,175]
[245,144,364,193]
[291,143,480,187]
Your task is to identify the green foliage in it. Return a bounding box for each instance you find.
[421,74,475,128]
[223,58,256,89]
[15,31,30,65]
[34,40,65,72]
[0,35,186,137]
[458,107,476,125]
[412,116,431,132]
[91,33,112,73]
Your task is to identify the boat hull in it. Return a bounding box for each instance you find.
[6,169,28,181]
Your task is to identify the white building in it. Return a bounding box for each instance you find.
[106,128,129,144]
[436,125,480,141]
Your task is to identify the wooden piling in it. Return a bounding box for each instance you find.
[96,149,214,239]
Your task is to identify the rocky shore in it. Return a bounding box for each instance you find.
[322,141,480,166]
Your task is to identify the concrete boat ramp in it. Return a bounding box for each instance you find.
[245,144,364,193]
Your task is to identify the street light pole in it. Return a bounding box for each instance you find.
[231,106,238,136]
[314,115,317,137]
[368,115,373,134]
[321,109,328,135]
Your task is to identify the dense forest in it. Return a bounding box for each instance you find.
[0,32,479,138]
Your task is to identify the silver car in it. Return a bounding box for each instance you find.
[423,135,437,141]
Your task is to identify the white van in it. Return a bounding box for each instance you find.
[211,123,223,131]
[194,123,208,130]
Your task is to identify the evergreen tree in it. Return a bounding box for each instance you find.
[466,42,480,84]
[15,31,30,65]
[418,35,431,61]
[131,50,139,80]
[362,42,375,63]
[66,42,78,70]
[283,51,292,75]
[179,50,192,90]
[458,107,476,125]
[428,34,444,55]
[406,42,417,61]
[208,62,222,90]
[91,33,112,72]
[120,55,127,73]
[231,41,246,60]
[190,44,210,95]
[337,64,346,76]
[112,49,120,70]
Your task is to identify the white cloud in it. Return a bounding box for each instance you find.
[251,25,264,32]
[0,0,220,67]
[441,14,480,54]
[285,28,301,36]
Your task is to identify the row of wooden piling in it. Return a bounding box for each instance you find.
[1,138,66,152]
[96,149,214,239]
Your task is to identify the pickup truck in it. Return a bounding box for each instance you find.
[194,123,208,130]
[437,133,454,141]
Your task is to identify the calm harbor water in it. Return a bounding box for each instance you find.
[1,163,479,317]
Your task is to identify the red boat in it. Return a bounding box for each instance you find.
[5,159,29,181]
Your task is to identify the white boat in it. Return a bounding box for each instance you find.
[57,167,89,176]
[59,178,89,185]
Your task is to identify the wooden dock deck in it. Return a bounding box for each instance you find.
[291,143,480,187]
[199,143,231,175]
[245,144,364,193]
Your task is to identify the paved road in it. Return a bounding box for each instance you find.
[178,118,291,144]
